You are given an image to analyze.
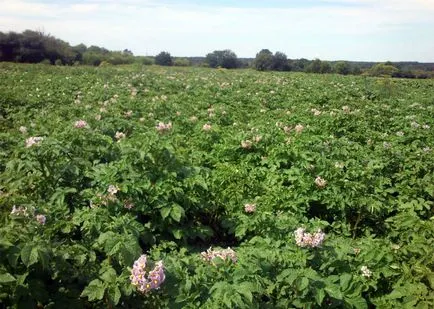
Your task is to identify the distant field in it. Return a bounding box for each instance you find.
[1,63,433,308]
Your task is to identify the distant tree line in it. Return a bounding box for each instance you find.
[0,30,140,66]
[1,30,433,78]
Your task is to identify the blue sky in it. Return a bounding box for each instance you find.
[1,0,434,62]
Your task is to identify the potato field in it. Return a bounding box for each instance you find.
[0,63,433,308]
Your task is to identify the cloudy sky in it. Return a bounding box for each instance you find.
[1,0,434,61]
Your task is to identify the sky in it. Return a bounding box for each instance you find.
[1,0,434,62]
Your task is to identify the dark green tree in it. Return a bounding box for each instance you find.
[155,51,173,66]
[289,58,310,72]
[320,61,332,73]
[306,58,322,73]
[272,51,290,71]
[254,49,273,71]
[205,50,239,69]
[334,61,351,75]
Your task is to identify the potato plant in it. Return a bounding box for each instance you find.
[0,63,433,308]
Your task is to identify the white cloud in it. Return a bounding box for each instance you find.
[0,0,433,61]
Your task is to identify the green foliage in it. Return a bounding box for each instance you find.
[334,61,351,75]
[272,51,290,71]
[205,49,239,69]
[0,63,433,308]
[254,49,290,71]
[173,58,191,67]
[0,29,138,66]
[306,58,323,73]
[367,63,399,77]
[155,51,173,66]
[254,49,273,71]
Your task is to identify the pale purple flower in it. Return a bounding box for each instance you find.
[130,255,165,293]
[283,126,292,134]
[241,140,253,149]
[36,214,46,225]
[253,135,262,143]
[115,131,126,141]
[155,121,172,133]
[315,176,327,188]
[202,123,212,131]
[294,228,325,248]
[311,108,322,116]
[25,136,44,148]
[361,266,372,278]
[342,106,350,113]
[74,120,88,128]
[147,261,165,290]
[295,124,304,134]
[411,121,420,128]
[107,185,119,195]
[124,201,134,209]
[244,203,256,213]
[201,247,237,265]
[10,205,28,217]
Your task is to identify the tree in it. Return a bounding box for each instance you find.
[123,49,133,56]
[72,43,87,62]
[334,61,351,75]
[290,58,310,72]
[368,63,399,77]
[254,49,273,71]
[272,51,290,71]
[205,50,239,69]
[306,58,322,73]
[155,51,173,66]
[320,61,332,73]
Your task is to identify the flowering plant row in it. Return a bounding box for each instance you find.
[0,63,433,308]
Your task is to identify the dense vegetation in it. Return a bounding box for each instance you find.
[0,63,433,308]
[1,30,433,78]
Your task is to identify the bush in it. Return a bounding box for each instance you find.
[173,58,190,67]
[367,63,399,77]
[155,51,173,66]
